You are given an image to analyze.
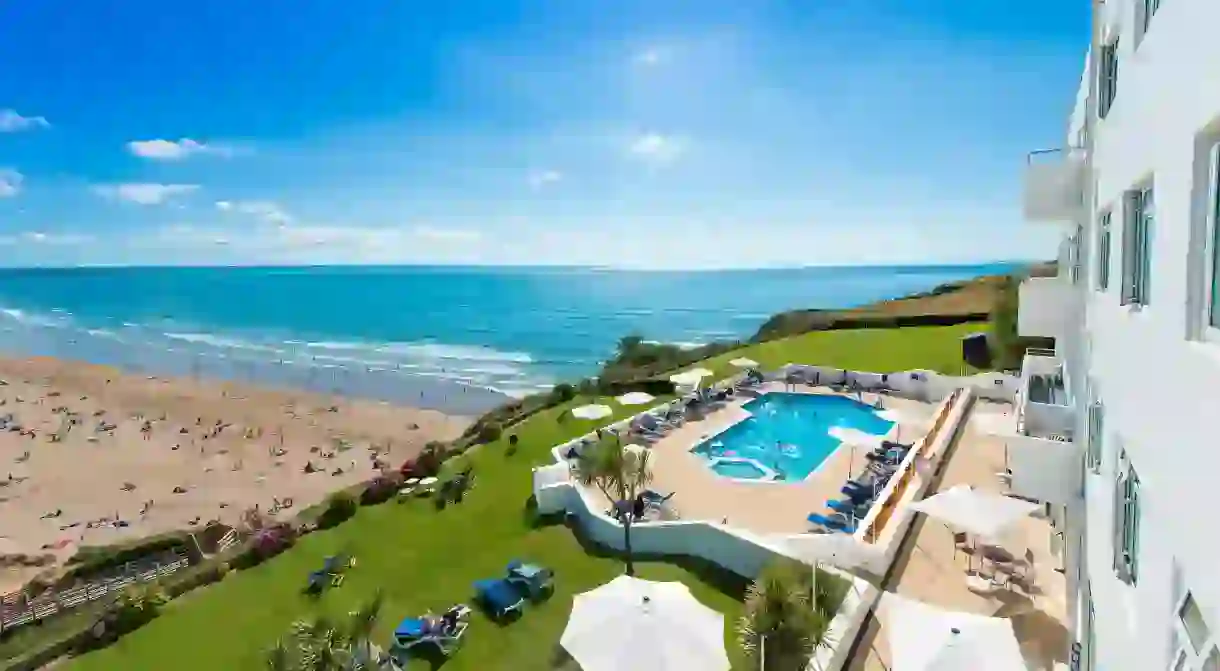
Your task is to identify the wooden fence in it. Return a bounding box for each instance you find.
[0,550,190,632]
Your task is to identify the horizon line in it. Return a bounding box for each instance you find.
[0,258,1048,273]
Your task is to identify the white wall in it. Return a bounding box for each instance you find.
[1018,277,1076,338]
[1060,1,1220,668]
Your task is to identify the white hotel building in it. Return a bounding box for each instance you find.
[1018,0,1220,669]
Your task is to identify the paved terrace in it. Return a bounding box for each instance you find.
[635,383,938,534]
[846,400,1071,671]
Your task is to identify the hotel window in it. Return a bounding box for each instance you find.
[1099,40,1119,119]
[1141,0,1162,37]
[1172,591,1220,671]
[1070,225,1083,285]
[1204,143,1220,338]
[1086,398,1104,473]
[1097,211,1112,290]
[1112,451,1140,584]
[1121,185,1154,306]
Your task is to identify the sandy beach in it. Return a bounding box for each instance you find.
[0,357,470,593]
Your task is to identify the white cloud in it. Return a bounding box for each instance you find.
[627,132,686,165]
[413,226,482,242]
[92,183,199,205]
[0,109,50,133]
[218,200,294,225]
[0,231,94,246]
[126,138,236,161]
[527,170,563,189]
[633,47,670,66]
[0,169,23,197]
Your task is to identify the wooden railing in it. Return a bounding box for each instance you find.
[860,389,963,543]
[0,550,190,632]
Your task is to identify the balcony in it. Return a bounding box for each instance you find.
[1018,276,1076,339]
[1017,348,1073,440]
[1007,348,1081,504]
[1023,148,1085,223]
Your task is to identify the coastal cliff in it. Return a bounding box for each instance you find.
[750,261,1057,343]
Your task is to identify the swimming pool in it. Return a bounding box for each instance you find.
[691,393,894,481]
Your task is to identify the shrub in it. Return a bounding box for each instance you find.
[416,442,447,477]
[61,532,190,584]
[317,491,359,529]
[506,434,520,456]
[111,583,169,635]
[217,561,231,580]
[476,421,503,444]
[360,472,405,505]
[549,383,576,403]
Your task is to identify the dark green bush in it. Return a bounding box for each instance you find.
[61,532,190,584]
[476,421,503,444]
[316,491,359,529]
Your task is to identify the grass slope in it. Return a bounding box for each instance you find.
[59,323,981,671]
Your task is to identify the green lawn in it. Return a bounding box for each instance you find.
[58,323,982,671]
[698,322,984,380]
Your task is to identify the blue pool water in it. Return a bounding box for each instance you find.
[692,393,894,481]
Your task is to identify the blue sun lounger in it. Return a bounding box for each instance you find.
[807,512,856,533]
[390,606,470,658]
[473,577,526,620]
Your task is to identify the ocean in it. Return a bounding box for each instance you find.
[0,263,1017,415]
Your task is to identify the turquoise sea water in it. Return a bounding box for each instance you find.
[693,393,894,481]
[0,263,1018,414]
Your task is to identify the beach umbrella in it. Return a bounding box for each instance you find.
[669,368,712,387]
[879,593,1027,671]
[571,404,613,420]
[728,357,759,368]
[908,485,1038,541]
[561,576,729,671]
[616,391,655,406]
[829,426,887,478]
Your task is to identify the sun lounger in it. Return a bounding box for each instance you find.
[505,560,555,600]
[827,499,869,516]
[390,605,471,658]
[473,577,526,620]
[807,512,857,533]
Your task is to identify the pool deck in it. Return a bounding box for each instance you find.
[635,383,939,535]
[845,400,1071,671]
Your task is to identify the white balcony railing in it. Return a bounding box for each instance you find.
[1023,148,1086,223]
[1017,348,1074,440]
[1018,277,1077,339]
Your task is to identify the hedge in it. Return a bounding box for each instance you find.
[60,532,192,586]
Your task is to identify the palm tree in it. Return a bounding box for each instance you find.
[292,614,353,671]
[573,440,653,575]
[736,562,833,671]
[265,639,292,671]
[345,589,384,668]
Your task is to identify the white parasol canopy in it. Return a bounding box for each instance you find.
[728,357,759,368]
[829,426,887,449]
[561,576,729,671]
[669,368,712,387]
[880,593,1027,671]
[616,391,655,406]
[571,404,613,420]
[908,485,1038,540]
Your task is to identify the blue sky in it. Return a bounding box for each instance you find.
[0,0,1089,268]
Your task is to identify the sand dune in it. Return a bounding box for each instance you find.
[0,357,470,593]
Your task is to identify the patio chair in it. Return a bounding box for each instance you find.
[473,577,526,620]
[389,606,471,658]
[505,560,555,600]
[952,532,972,562]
